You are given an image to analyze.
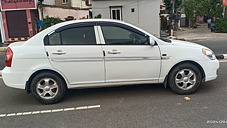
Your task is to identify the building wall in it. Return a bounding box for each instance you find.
[43,0,55,5]
[71,0,90,8]
[43,7,89,20]
[0,0,38,43]
[0,13,5,43]
[55,0,71,7]
[91,0,160,37]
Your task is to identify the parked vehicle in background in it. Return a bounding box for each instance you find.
[2,19,219,104]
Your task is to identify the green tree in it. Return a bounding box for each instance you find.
[181,0,222,18]
[181,0,200,27]
[210,0,223,18]
[181,0,197,18]
[196,0,211,16]
[181,0,226,32]
[164,0,182,11]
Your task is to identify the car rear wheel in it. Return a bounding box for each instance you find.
[31,72,66,104]
[168,63,202,94]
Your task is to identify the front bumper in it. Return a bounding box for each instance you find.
[199,59,219,82]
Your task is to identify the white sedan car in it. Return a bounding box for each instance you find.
[2,19,219,104]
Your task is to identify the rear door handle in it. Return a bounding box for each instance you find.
[52,50,66,55]
[108,50,121,54]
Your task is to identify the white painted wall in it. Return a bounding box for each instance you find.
[43,0,55,5]
[43,7,89,20]
[71,0,91,8]
[0,13,5,43]
[160,0,164,5]
[91,0,160,37]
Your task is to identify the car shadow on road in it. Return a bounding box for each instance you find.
[63,84,175,103]
[62,80,220,105]
[0,80,219,106]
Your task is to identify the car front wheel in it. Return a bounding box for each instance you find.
[168,63,202,94]
[31,72,66,104]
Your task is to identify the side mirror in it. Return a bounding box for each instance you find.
[150,38,155,46]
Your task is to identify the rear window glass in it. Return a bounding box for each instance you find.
[61,27,96,45]
[49,32,61,45]
[47,26,96,45]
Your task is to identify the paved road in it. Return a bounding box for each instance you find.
[0,61,226,128]
[195,40,227,54]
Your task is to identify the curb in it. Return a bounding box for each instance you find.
[224,54,227,59]
[216,54,227,60]
[216,54,224,59]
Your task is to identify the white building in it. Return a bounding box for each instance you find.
[72,0,91,9]
[41,0,91,20]
[91,0,160,37]
[42,0,55,5]
[0,13,5,43]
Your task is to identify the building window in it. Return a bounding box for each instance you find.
[62,0,69,4]
[131,8,135,12]
[110,7,122,20]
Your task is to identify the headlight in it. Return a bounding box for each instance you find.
[202,48,216,60]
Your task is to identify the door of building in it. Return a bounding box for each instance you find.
[6,10,29,38]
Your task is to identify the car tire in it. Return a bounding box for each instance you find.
[30,72,66,104]
[168,63,202,95]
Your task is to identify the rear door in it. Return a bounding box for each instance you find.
[44,23,105,85]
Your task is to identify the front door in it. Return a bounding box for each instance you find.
[44,24,105,85]
[99,25,161,83]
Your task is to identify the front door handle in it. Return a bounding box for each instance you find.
[52,50,66,55]
[108,50,121,54]
[161,54,171,60]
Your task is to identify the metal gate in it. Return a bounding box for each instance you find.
[6,10,29,38]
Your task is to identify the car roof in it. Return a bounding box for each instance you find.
[25,19,154,46]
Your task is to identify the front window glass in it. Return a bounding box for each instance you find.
[101,26,149,45]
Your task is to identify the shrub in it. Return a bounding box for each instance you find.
[94,14,102,19]
[161,16,168,30]
[42,16,63,30]
[214,18,227,33]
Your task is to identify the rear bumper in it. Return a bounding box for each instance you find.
[2,67,27,89]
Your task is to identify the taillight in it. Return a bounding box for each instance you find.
[5,48,13,67]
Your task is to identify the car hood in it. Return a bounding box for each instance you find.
[170,39,207,49]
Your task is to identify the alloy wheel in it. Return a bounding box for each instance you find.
[175,69,196,90]
[36,78,59,100]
